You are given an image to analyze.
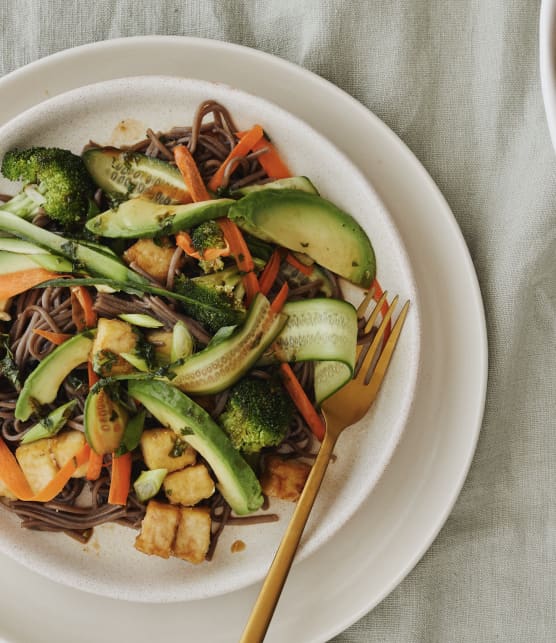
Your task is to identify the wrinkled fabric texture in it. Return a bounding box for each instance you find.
[0,1,554,641]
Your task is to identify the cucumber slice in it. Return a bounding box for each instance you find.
[171,293,287,395]
[117,313,164,328]
[232,176,319,197]
[171,321,194,362]
[133,468,167,502]
[0,209,146,285]
[0,238,50,254]
[15,332,95,421]
[128,379,263,514]
[85,197,234,238]
[83,148,190,204]
[260,298,357,366]
[84,387,128,455]
[0,250,72,275]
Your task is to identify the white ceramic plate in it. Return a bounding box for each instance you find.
[0,75,419,602]
[0,37,487,643]
[540,0,556,151]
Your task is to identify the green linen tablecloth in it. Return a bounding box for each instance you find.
[0,1,554,642]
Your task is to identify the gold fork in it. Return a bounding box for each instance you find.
[240,291,410,643]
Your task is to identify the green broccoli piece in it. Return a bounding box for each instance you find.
[173,268,246,334]
[0,147,96,227]
[219,377,294,454]
[190,220,228,273]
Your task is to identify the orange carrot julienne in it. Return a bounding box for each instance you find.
[86,450,104,482]
[108,452,132,506]
[0,436,33,500]
[174,144,210,202]
[250,137,292,179]
[71,286,97,330]
[175,229,231,261]
[270,282,289,313]
[280,363,326,441]
[32,443,90,502]
[218,217,260,305]
[258,249,283,295]
[0,437,90,502]
[208,125,264,192]
[0,268,59,300]
[285,252,314,276]
[32,329,72,345]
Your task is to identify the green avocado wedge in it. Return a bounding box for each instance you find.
[85,196,234,238]
[229,189,376,288]
[128,379,263,515]
[15,332,95,421]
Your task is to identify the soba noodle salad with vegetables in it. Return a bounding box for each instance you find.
[0,100,383,565]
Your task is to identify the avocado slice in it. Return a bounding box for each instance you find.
[229,189,376,288]
[15,332,95,421]
[85,196,234,239]
[128,379,263,515]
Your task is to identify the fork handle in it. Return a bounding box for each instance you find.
[240,432,337,643]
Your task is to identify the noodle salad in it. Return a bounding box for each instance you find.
[0,100,380,565]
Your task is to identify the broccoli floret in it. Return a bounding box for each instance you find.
[0,147,96,227]
[173,270,246,334]
[190,220,228,273]
[219,377,294,454]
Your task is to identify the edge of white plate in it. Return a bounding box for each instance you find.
[540,0,556,152]
[0,72,421,603]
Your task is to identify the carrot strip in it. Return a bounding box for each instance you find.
[258,249,283,295]
[250,137,292,179]
[285,252,314,276]
[270,282,289,313]
[208,125,264,192]
[71,286,97,330]
[0,436,33,499]
[279,363,326,441]
[86,450,103,482]
[108,452,132,506]
[32,329,72,345]
[32,443,90,502]
[175,229,231,261]
[174,144,210,202]
[0,436,91,502]
[372,278,391,343]
[0,268,59,300]
[218,218,260,305]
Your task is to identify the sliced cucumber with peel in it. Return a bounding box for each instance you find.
[83,148,190,205]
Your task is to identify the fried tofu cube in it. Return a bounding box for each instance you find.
[92,318,137,376]
[173,507,211,564]
[51,430,88,478]
[16,439,58,494]
[260,455,311,502]
[134,499,180,559]
[123,238,181,282]
[0,477,17,500]
[163,464,215,506]
[140,429,196,472]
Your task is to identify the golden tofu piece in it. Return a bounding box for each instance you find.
[16,439,58,495]
[0,477,17,500]
[163,464,215,506]
[173,507,211,564]
[260,455,311,502]
[123,238,181,282]
[92,318,137,376]
[140,428,196,472]
[51,430,88,478]
[134,499,180,559]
